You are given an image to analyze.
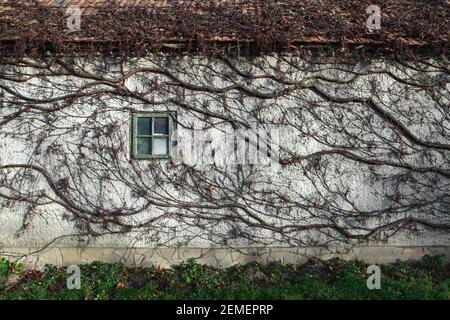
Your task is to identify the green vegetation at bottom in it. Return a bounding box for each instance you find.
[0,255,448,300]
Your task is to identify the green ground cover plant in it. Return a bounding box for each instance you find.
[0,255,448,300]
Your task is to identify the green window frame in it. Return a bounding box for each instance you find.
[130,112,176,159]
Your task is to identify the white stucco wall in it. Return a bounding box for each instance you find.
[0,54,448,265]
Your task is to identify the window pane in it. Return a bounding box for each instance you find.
[154,117,169,135]
[152,137,168,155]
[136,137,151,155]
[137,117,152,135]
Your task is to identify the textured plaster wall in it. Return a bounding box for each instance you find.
[1,246,449,268]
[0,55,449,266]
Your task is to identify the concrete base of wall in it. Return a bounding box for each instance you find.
[1,246,449,268]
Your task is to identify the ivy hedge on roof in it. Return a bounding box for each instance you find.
[0,0,448,57]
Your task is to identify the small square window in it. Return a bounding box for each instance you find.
[131,112,175,159]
